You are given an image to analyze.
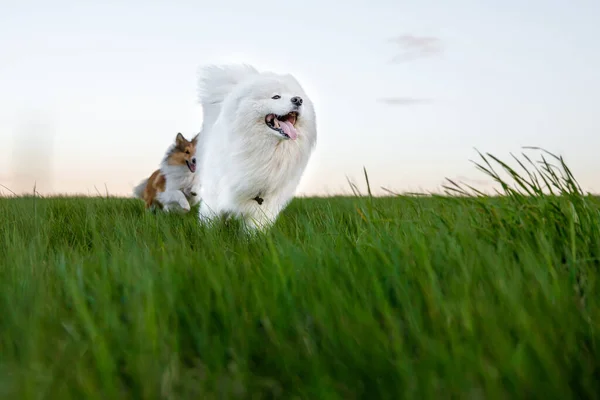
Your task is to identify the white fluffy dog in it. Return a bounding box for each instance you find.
[194,64,317,231]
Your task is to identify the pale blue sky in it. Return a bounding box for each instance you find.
[1,0,599,196]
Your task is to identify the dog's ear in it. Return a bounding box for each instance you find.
[191,133,200,145]
[175,132,186,146]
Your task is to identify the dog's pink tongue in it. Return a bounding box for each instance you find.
[279,120,298,140]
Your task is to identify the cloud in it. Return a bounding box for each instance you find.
[377,97,432,106]
[388,35,443,63]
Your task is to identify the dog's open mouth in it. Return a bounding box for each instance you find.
[185,160,196,173]
[265,112,298,140]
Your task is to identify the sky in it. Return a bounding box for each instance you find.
[1,0,599,196]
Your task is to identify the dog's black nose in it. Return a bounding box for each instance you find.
[291,96,303,106]
[192,157,197,165]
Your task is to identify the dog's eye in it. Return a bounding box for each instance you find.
[185,150,190,154]
[271,95,281,99]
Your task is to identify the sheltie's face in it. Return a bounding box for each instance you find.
[166,132,198,173]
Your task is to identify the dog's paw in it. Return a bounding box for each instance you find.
[179,201,191,212]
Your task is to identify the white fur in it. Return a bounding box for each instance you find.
[195,64,317,231]
[133,179,148,199]
[133,144,200,212]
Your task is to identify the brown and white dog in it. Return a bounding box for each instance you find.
[133,132,199,212]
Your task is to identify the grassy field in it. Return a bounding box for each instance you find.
[1,150,600,399]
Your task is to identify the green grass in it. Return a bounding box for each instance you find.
[1,149,600,399]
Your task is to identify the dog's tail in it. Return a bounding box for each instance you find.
[132,178,148,199]
[197,64,259,132]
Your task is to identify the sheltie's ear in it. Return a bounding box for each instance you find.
[191,133,200,145]
[175,132,186,147]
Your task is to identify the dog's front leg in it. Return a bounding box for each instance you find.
[183,186,201,207]
[243,203,277,233]
[157,190,191,213]
[198,200,220,225]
